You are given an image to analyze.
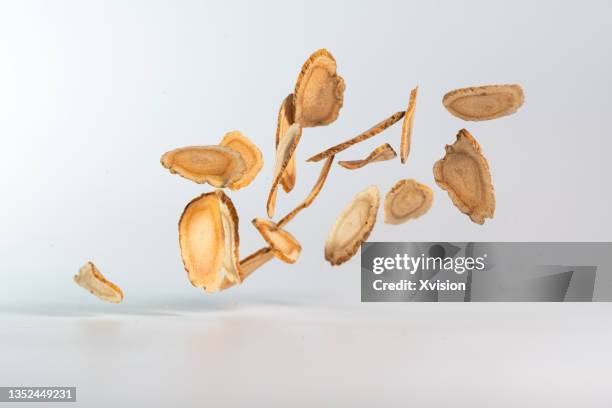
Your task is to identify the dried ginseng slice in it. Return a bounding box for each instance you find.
[433,129,495,224]
[443,84,524,121]
[217,191,241,284]
[74,261,124,304]
[161,146,246,187]
[276,94,297,193]
[266,123,302,218]
[219,131,263,190]
[324,186,380,266]
[252,218,301,264]
[294,49,345,127]
[306,111,405,162]
[338,143,397,170]
[400,86,418,164]
[219,247,275,291]
[384,179,433,224]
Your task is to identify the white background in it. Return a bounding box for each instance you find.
[1,1,611,406]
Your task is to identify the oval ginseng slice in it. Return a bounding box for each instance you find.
[443,84,524,121]
[252,218,301,264]
[433,129,495,225]
[294,49,345,127]
[384,179,433,225]
[219,131,263,190]
[179,190,241,293]
[74,261,124,304]
[324,186,380,266]
[161,145,246,187]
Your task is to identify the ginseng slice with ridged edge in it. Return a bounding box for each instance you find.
[266,123,302,218]
[276,94,297,192]
[74,261,124,304]
[433,129,495,224]
[306,111,405,162]
[324,186,380,266]
[384,179,433,224]
[400,86,418,164]
[338,143,397,170]
[252,218,301,264]
[442,84,524,121]
[161,145,246,187]
[294,49,345,128]
[219,131,263,190]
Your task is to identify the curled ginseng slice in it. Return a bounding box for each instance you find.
[324,186,380,266]
[219,247,275,291]
[276,94,297,193]
[252,218,301,264]
[219,131,263,190]
[266,123,302,218]
[74,262,124,304]
[433,129,495,225]
[294,49,345,127]
[384,179,433,224]
[338,143,397,170]
[443,84,524,121]
[400,86,418,164]
[161,146,246,187]
[179,190,241,292]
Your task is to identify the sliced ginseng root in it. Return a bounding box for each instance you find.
[338,143,397,170]
[220,247,274,290]
[433,129,495,224]
[266,123,302,218]
[252,218,301,264]
[306,111,405,162]
[400,86,418,164]
[161,145,246,187]
[278,155,334,227]
[276,94,298,192]
[324,186,380,266]
[384,179,433,224]
[74,261,124,304]
[219,131,263,190]
[442,84,524,121]
[294,49,345,128]
[179,190,241,293]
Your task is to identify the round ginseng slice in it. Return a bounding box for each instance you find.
[252,218,301,264]
[324,186,380,266]
[442,84,524,121]
[219,131,263,190]
[384,179,433,225]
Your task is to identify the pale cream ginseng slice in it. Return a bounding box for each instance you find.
[252,218,301,264]
[74,261,124,304]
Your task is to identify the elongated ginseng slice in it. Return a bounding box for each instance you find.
[220,247,274,290]
[179,190,241,292]
[443,84,524,121]
[294,49,345,128]
[324,186,380,266]
[338,143,397,170]
[384,179,433,224]
[433,129,495,224]
[276,94,297,193]
[306,111,405,162]
[74,261,124,304]
[400,86,418,164]
[278,155,334,227]
[266,124,302,218]
[161,146,246,187]
[252,218,301,264]
[219,131,263,190]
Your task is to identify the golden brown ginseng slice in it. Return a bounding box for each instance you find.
[161,145,246,187]
[266,123,302,218]
[306,111,405,162]
[338,143,397,170]
[433,129,495,224]
[384,179,433,224]
[294,49,345,128]
[324,186,380,266]
[219,131,263,190]
[276,94,297,193]
[400,86,418,164]
[442,84,524,121]
[252,218,301,264]
[74,261,124,304]
[219,247,275,291]
[179,190,241,292]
